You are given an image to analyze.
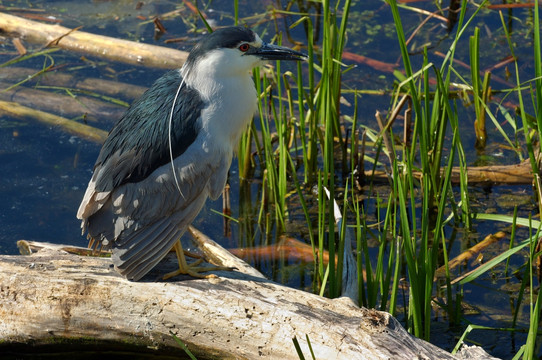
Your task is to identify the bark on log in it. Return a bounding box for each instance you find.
[0,241,497,359]
[0,12,188,69]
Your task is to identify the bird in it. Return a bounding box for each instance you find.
[76,26,307,281]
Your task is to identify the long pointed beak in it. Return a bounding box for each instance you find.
[251,42,307,61]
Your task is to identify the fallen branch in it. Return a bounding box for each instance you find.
[342,52,397,73]
[0,12,188,69]
[188,225,266,280]
[434,231,507,281]
[229,235,335,265]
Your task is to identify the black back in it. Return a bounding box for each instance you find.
[93,70,204,192]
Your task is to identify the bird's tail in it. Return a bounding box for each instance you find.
[112,217,185,281]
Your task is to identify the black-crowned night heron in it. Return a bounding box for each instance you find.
[77,26,306,281]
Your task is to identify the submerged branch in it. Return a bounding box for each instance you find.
[0,80,126,123]
[0,100,108,143]
[0,67,147,101]
[434,231,507,281]
[365,158,535,185]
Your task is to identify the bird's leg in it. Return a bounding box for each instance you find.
[163,240,234,280]
[87,236,104,256]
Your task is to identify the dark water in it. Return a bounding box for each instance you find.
[0,0,540,358]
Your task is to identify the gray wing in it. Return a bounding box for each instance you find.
[86,147,229,281]
[77,70,204,221]
[93,70,205,191]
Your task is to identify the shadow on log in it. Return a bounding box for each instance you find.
[0,239,497,359]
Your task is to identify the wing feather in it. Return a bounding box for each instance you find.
[77,70,205,224]
[84,147,222,281]
[114,220,182,281]
[94,70,205,192]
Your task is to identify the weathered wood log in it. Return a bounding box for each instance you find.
[0,240,497,359]
[0,12,188,69]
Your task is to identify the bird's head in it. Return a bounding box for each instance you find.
[182,26,307,80]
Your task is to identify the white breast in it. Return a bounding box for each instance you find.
[182,47,261,155]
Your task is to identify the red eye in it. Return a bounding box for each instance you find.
[239,43,250,52]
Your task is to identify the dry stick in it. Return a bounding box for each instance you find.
[341,52,397,73]
[0,12,188,70]
[17,239,110,258]
[487,3,539,9]
[182,0,208,18]
[402,5,449,23]
[404,7,445,48]
[434,231,507,283]
[11,37,26,55]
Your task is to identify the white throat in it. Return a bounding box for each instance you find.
[181,50,260,154]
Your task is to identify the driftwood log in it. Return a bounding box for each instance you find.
[0,238,498,359]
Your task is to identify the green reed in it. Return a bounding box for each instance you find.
[235,0,541,356]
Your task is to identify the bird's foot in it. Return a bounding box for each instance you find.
[163,262,235,280]
[163,240,235,280]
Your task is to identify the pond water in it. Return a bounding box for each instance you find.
[0,0,540,359]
